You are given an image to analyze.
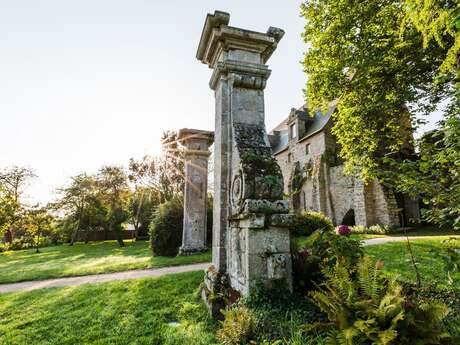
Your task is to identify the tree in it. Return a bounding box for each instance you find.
[301,0,459,228]
[128,131,184,204]
[403,0,459,81]
[96,166,130,247]
[127,187,157,239]
[54,173,98,245]
[127,131,185,238]
[23,205,54,253]
[0,166,35,243]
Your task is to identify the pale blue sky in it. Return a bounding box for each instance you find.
[0,1,440,204]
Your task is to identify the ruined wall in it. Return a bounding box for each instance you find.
[327,165,355,225]
[273,129,404,227]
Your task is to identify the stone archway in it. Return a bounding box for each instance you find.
[341,209,356,226]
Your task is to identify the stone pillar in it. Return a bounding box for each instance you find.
[197,11,293,312]
[178,128,214,255]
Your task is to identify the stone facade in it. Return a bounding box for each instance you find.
[178,128,213,255]
[269,105,420,227]
[197,11,293,312]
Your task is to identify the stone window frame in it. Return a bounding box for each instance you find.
[305,143,310,155]
[288,152,292,163]
[290,123,297,140]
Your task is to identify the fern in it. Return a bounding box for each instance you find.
[307,255,452,344]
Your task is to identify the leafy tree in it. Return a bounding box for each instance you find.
[0,185,17,240]
[128,131,184,205]
[403,0,459,82]
[96,166,130,247]
[23,205,54,253]
[0,166,35,243]
[127,187,157,238]
[128,131,185,239]
[394,117,460,229]
[301,0,459,228]
[54,173,98,245]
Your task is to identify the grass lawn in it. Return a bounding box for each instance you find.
[0,271,217,345]
[365,237,460,287]
[0,241,211,284]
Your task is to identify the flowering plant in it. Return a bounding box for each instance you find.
[336,224,351,236]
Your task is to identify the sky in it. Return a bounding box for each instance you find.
[0,1,440,204]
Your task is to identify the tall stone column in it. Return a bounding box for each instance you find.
[197,11,293,313]
[178,128,214,255]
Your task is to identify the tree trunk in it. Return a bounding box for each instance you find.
[4,228,13,244]
[116,231,125,247]
[35,231,40,253]
[70,228,79,246]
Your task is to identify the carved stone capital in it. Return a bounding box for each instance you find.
[209,60,271,90]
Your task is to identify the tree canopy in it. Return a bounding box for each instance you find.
[302,0,459,228]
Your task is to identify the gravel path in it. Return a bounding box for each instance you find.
[0,262,211,294]
[361,236,430,246]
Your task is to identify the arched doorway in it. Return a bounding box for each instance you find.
[341,209,356,226]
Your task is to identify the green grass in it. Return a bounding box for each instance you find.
[0,241,211,284]
[365,238,460,287]
[294,226,460,244]
[0,271,217,345]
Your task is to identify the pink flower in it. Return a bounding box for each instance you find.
[336,225,351,236]
[298,248,310,259]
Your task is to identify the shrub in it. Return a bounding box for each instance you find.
[241,283,324,342]
[291,211,333,237]
[217,307,257,345]
[308,256,453,344]
[292,229,364,291]
[351,224,393,235]
[335,224,351,236]
[0,236,53,252]
[150,197,184,256]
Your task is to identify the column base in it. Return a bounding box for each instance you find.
[201,265,240,320]
[178,245,208,256]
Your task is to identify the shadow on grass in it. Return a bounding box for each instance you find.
[0,241,211,284]
[0,271,216,345]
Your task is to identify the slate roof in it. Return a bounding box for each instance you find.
[269,101,337,154]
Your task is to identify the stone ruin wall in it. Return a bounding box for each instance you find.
[274,128,402,227]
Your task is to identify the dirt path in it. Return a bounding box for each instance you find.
[0,262,211,294]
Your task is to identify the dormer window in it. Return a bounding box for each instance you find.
[290,123,297,140]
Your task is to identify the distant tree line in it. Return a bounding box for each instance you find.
[0,131,185,251]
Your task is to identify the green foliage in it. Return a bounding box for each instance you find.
[240,283,325,342]
[217,306,257,345]
[351,224,393,235]
[431,238,460,284]
[403,0,459,79]
[292,230,364,291]
[291,211,334,237]
[301,0,459,229]
[302,0,456,179]
[308,256,452,344]
[0,236,52,252]
[392,116,460,230]
[150,197,184,256]
[0,166,36,243]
